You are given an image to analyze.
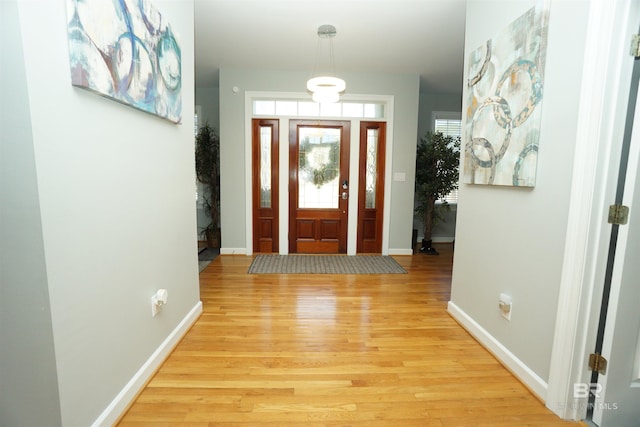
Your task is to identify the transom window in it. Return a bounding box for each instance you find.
[253,100,384,119]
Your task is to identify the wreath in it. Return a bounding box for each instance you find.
[299,139,340,187]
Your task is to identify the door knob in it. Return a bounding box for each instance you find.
[341,192,348,200]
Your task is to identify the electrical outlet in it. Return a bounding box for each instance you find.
[499,293,512,321]
[151,289,168,317]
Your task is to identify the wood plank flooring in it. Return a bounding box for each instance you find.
[118,244,583,426]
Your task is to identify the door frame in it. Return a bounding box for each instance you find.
[546,0,639,420]
[288,120,351,254]
[244,93,394,256]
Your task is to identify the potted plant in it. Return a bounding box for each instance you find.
[414,131,460,255]
[195,123,220,248]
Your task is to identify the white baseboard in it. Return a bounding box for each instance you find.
[414,236,455,243]
[220,247,247,255]
[432,237,455,243]
[92,301,203,427]
[447,301,548,400]
[388,248,413,255]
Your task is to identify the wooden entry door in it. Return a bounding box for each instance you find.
[252,119,279,253]
[357,121,386,253]
[289,120,350,253]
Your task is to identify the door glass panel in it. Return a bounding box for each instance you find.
[365,129,378,209]
[298,127,341,209]
[259,126,272,208]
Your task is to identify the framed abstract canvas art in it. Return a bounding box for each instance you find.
[66,0,182,123]
[464,4,549,187]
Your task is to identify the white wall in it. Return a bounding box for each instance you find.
[450,0,589,390]
[3,1,200,425]
[417,91,463,139]
[0,2,62,426]
[196,86,221,131]
[218,68,420,253]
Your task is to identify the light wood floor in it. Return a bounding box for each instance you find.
[118,244,583,426]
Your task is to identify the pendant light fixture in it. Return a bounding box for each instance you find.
[307,24,346,103]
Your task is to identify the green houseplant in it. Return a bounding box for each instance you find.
[195,123,220,248]
[414,131,460,255]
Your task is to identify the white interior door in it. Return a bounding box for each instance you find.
[593,73,640,426]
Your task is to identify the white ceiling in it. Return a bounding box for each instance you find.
[194,0,467,95]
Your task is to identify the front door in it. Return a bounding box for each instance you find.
[289,120,350,253]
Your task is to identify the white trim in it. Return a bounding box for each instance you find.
[245,91,254,256]
[448,301,548,400]
[546,0,636,420]
[91,301,203,427]
[381,97,395,256]
[546,0,612,417]
[220,247,247,255]
[347,122,360,255]
[279,120,289,255]
[432,237,455,243]
[388,248,413,256]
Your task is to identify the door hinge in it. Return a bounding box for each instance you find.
[589,353,608,375]
[608,204,629,225]
[631,34,640,57]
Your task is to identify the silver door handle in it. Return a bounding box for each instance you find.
[341,192,348,200]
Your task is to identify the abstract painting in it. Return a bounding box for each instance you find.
[464,4,549,186]
[66,0,182,123]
